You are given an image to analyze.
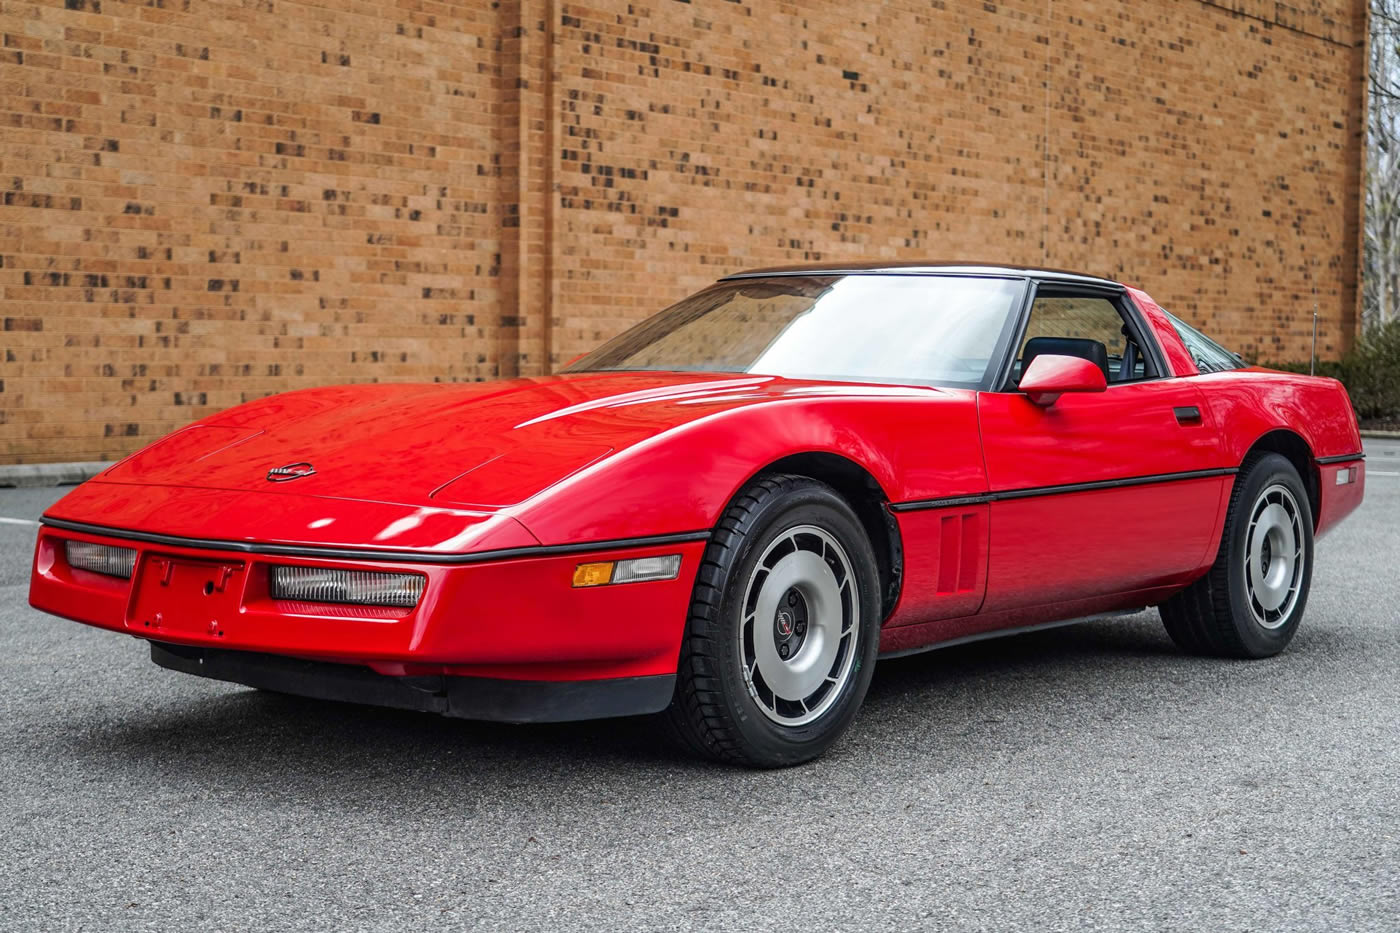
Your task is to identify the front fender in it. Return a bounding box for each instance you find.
[510,389,986,545]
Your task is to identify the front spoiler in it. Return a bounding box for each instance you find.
[151,642,677,723]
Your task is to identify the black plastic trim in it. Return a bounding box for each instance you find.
[987,276,1036,393]
[1315,452,1366,464]
[39,517,709,566]
[150,642,676,723]
[889,467,1239,513]
[1118,291,1174,382]
[878,609,1146,659]
[888,494,994,512]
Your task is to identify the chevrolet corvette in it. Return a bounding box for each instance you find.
[29,263,1366,766]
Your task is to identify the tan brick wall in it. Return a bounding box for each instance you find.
[0,0,1368,463]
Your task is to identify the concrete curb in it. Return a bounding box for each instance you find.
[1361,430,1400,440]
[0,461,113,489]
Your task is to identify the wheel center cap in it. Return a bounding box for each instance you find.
[773,587,809,659]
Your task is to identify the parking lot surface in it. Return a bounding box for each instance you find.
[2,442,1397,931]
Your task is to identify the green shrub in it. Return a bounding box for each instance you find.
[1264,320,1400,421]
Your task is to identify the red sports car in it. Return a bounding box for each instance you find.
[30,263,1366,766]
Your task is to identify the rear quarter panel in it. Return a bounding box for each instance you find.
[1191,369,1362,463]
[1129,286,1364,538]
[1191,368,1364,536]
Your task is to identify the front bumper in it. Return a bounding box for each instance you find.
[151,642,676,722]
[29,522,706,706]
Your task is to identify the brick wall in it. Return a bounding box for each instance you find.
[0,0,1369,463]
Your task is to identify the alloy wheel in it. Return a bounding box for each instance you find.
[738,524,860,726]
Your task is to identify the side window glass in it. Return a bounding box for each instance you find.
[1012,295,1150,386]
[1165,312,1242,374]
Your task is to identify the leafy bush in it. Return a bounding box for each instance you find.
[1265,320,1400,422]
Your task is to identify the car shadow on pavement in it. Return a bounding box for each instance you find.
[51,612,1213,787]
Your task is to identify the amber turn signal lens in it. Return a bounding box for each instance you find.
[572,562,615,587]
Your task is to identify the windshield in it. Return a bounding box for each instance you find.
[562,274,1027,388]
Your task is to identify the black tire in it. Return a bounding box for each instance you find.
[1159,452,1314,658]
[664,474,882,767]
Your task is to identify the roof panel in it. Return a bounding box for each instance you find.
[720,261,1122,288]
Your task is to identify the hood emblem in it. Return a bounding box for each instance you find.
[267,462,316,483]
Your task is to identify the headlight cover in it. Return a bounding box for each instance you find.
[65,541,137,579]
[269,566,425,608]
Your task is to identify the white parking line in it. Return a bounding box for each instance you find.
[1371,470,1399,477]
[0,517,39,526]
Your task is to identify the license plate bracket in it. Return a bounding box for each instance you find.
[128,555,247,638]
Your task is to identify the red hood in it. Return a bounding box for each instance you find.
[47,371,949,555]
[95,372,807,508]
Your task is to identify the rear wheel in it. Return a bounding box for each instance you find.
[665,474,881,767]
[1159,452,1314,658]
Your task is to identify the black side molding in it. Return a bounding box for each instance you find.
[1316,452,1365,464]
[890,467,1239,513]
[150,643,677,723]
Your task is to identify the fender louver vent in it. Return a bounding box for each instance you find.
[936,512,980,594]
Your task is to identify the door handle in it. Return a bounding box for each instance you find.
[1174,406,1202,425]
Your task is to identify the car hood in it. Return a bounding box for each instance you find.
[94,372,854,509]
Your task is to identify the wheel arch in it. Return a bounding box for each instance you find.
[742,451,903,621]
[1243,428,1319,525]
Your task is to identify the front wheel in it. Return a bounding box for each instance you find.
[665,474,881,767]
[1159,452,1315,658]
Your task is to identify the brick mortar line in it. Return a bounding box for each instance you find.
[1195,0,1357,49]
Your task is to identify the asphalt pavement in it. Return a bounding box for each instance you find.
[1,443,1397,931]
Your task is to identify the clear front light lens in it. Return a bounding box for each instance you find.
[269,566,425,608]
[612,554,683,584]
[65,541,136,579]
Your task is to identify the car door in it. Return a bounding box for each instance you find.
[975,284,1231,613]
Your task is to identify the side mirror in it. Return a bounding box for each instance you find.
[1019,354,1108,406]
